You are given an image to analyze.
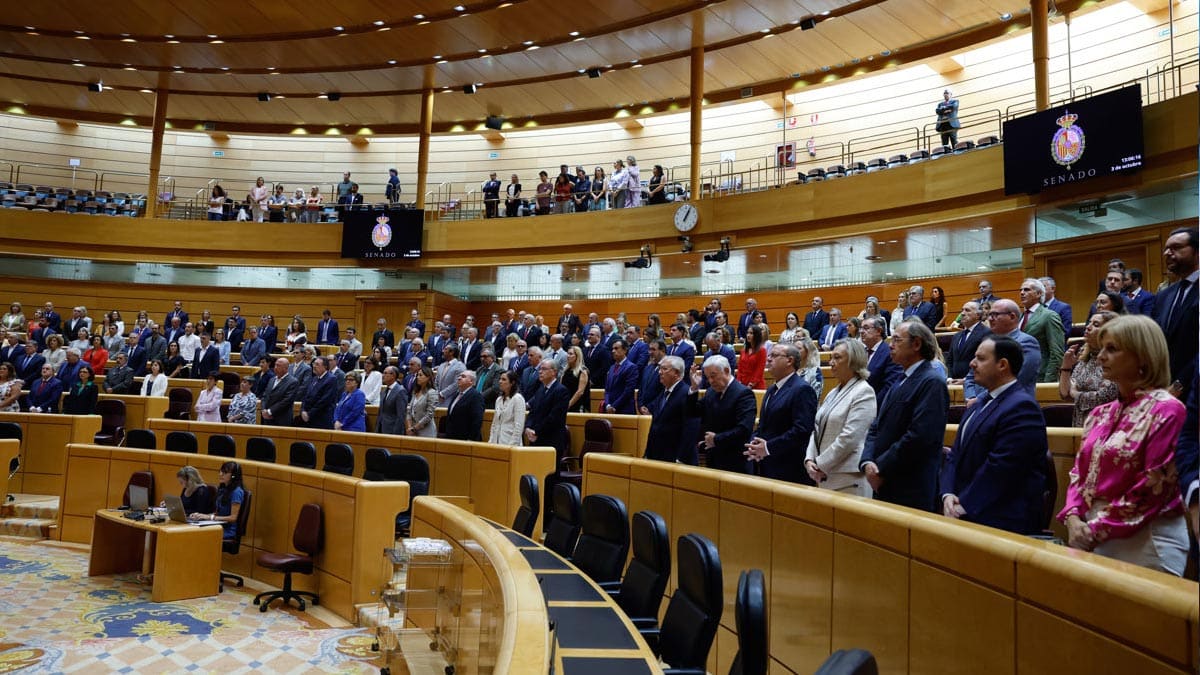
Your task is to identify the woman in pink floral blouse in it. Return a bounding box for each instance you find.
[1057,315,1188,575]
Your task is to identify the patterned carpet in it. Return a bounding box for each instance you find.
[0,535,402,673]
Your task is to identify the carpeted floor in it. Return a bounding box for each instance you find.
[0,535,414,673]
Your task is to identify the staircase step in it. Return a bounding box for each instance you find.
[0,517,56,539]
[0,494,59,520]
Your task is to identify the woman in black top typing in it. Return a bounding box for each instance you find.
[173,466,211,515]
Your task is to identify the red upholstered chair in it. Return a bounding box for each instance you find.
[253,503,323,612]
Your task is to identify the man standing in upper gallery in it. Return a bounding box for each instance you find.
[482,172,502,219]
[860,321,949,512]
[744,343,817,485]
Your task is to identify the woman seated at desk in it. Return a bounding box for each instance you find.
[169,466,211,515]
[191,461,244,540]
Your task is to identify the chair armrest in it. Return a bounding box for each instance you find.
[559,456,581,470]
[597,580,621,593]
[629,617,658,629]
[662,669,707,675]
[639,627,661,655]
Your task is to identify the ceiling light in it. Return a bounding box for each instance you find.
[478,48,487,53]
[24,26,35,30]
[123,66,137,71]
[333,26,344,31]
[373,20,385,26]
[632,63,643,68]
[526,45,539,50]
[377,27,390,31]
[387,59,397,65]
[275,95,285,99]
[167,39,180,44]
[72,62,85,67]
[121,38,136,42]
[432,55,442,59]
[454,4,466,10]
[821,10,831,15]
[164,34,174,38]
[140,89,153,94]
[569,31,580,36]
[207,34,218,38]
[438,60,448,64]
[523,40,534,45]
[76,35,90,40]
[760,28,770,33]
[209,39,224,44]
[413,14,424,19]
[418,20,429,25]
[220,67,229,71]
[1000,12,1012,20]
[266,67,275,70]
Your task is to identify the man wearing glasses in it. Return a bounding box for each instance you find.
[859,321,949,512]
[963,299,1041,404]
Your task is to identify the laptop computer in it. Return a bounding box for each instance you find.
[163,494,189,523]
[127,484,149,512]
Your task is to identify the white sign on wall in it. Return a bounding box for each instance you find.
[68,158,81,167]
[720,150,736,163]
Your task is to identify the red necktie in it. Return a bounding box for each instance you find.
[1019,310,1030,330]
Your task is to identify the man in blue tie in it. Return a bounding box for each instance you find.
[665,324,695,367]
[687,355,756,474]
[316,309,339,346]
[602,339,638,415]
[818,308,849,351]
[802,297,829,337]
[643,356,699,464]
[241,326,267,367]
[940,337,1047,534]
[745,343,818,484]
[860,321,949,512]
[637,339,667,412]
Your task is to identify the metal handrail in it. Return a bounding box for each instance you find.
[98,170,150,192]
[14,161,99,191]
[846,127,921,164]
[0,161,12,183]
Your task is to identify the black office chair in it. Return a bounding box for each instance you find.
[572,494,629,588]
[543,483,582,559]
[613,511,671,630]
[123,428,156,449]
[1042,404,1074,428]
[246,437,276,463]
[729,569,767,675]
[0,422,22,502]
[510,474,539,538]
[220,490,254,592]
[122,471,155,507]
[165,430,198,454]
[289,441,317,469]
[92,399,127,446]
[362,447,391,481]
[322,443,354,475]
[165,388,192,420]
[207,434,235,457]
[254,502,323,612]
[645,533,722,673]
[814,649,878,675]
[386,453,429,536]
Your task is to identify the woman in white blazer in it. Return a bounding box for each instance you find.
[805,338,877,497]
[140,359,169,397]
[487,371,526,446]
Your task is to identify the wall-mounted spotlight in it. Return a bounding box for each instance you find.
[703,236,732,263]
[463,84,477,94]
[327,92,342,101]
[678,235,693,253]
[87,81,103,92]
[586,67,602,79]
[624,244,653,269]
[799,17,817,30]
[257,92,271,102]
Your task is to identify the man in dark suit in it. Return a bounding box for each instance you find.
[698,333,738,389]
[861,317,902,404]
[372,318,395,350]
[144,324,168,365]
[947,302,991,380]
[637,339,666,411]
[558,303,582,339]
[226,305,247,343]
[737,298,766,341]
[41,302,61,333]
[940,337,1047,534]
[687,353,757,474]
[0,334,21,365]
[375,366,409,435]
[1040,277,1073,342]
[63,307,90,343]
[459,327,483,371]
[964,300,1041,401]
[30,319,54,352]
[406,309,426,340]
[602,339,639,415]
[191,333,221,379]
[902,285,938,331]
[665,324,694,368]
[802,297,829,337]
[524,359,570,457]
[745,343,818,484]
[240,326,266,367]
[334,341,359,373]
[1154,227,1198,399]
[817,308,849,351]
[163,301,188,332]
[860,321,949,512]
[444,371,485,441]
[124,335,149,376]
[260,357,298,426]
[316,309,339,346]
[1123,269,1156,316]
[56,350,84,390]
[27,364,62,413]
[163,317,185,344]
[15,342,45,383]
[475,349,505,408]
[103,353,135,395]
[298,356,337,429]
[583,328,612,389]
[643,356,699,464]
[623,325,648,376]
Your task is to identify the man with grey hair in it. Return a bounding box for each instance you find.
[102,323,125,356]
[644,355,699,464]
[1017,277,1065,381]
[1039,276,1072,337]
[964,298,1041,402]
[521,346,544,400]
[475,348,505,408]
[902,285,937,331]
[375,365,408,435]
[860,320,948,511]
[745,342,818,484]
[103,352,134,395]
[947,301,990,381]
[544,333,568,372]
[977,280,998,304]
[460,326,482,371]
[687,354,757,474]
[56,347,84,389]
[435,343,465,403]
[443,370,484,441]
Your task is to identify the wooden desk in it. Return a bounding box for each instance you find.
[89,508,222,602]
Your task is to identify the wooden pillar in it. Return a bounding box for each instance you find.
[415,65,435,210]
[689,11,705,199]
[144,77,169,218]
[1031,0,1050,110]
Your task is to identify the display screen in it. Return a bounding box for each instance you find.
[340,208,423,259]
[1002,85,1143,195]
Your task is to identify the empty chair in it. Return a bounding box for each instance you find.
[805,167,826,182]
[216,371,240,393]
[865,158,887,172]
[165,388,192,420]
[908,149,930,163]
[1040,451,1058,534]
[572,494,630,587]
[947,405,966,425]
[322,443,354,475]
[387,453,430,536]
[814,649,879,675]
[613,511,671,630]
[510,474,540,538]
[362,447,391,481]
[976,135,1000,147]
[846,161,868,175]
[824,164,846,179]
[254,503,323,612]
[543,483,582,559]
[220,490,253,592]
[644,534,723,671]
[1042,404,1074,428]
[246,437,276,463]
[122,471,155,507]
[288,441,317,469]
[165,430,198,454]
[92,399,126,446]
[558,418,613,487]
[930,145,952,159]
[953,140,975,153]
[794,172,808,185]
[207,434,235,457]
[123,428,155,449]
[729,569,768,675]
[886,153,908,167]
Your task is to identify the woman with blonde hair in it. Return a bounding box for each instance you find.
[795,334,824,399]
[1057,315,1189,575]
[173,466,211,515]
[561,346,590,413]
[806,338,876,496]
